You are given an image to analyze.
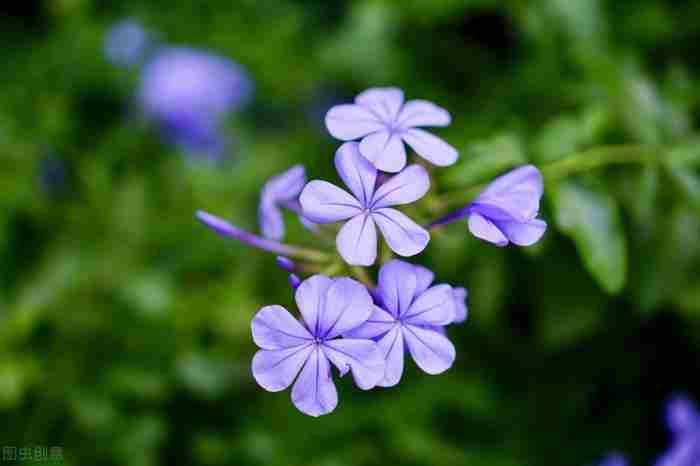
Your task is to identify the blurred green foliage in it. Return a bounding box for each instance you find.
[1,0,700,465]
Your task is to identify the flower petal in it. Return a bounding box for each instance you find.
[372,208,430,257]
[258,165,306,240]
[355,87,404,123]
[377,259,418,317]
[452,287,469,323]
[336,213,378,266]
[413,265,435,295]
[299,180,362,224]
[496,218,547,246]
[376,326,405,387]
[396,99,451,129]
[319,277,374,339]
[401,128,458,167]
[260,165,306,204]
[251,344,313,392]
[251,305,312,350]
[325,104,384,140]
[359,130,407,173]
[258,200,285,240]
[403,324,455,375]
[474,165,544,222]
[343,305,396,339]
[291,347,338,417]
[295,275,333,336]
[403,284,455,325]
[323,339,385,390]
[371,164,430,208]
[467,212,508,246]
[334,142,376,206]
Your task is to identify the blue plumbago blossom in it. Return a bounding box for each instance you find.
[251,275,385,417]
[259,165,314,240]
[300,142,430,266]
[325,87,458,173]
[656,395,700,466]
[345,260,457,387]
[104,19,151,68]
[431,165,547,247]
[139,47,252,158]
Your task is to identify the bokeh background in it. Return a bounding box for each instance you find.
[2,0,700,465]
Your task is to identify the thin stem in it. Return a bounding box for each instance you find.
[540,145,660,180]
[437,144,661,209]
[196,211,330,262]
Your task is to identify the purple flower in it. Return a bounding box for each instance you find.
[251,275,385,417]
[656,395,700,466]
[259,165,308,240]
[104,19,150,68]
[325,87,458,173]
[467,165,546,246]
[597,453,627,466]
[300,142,430,266]
[345,260,456,387]
[139,47,252,158]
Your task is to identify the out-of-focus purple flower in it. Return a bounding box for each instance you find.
[597,453,627,466]
[325,87,458,173]
[345,260,456,387]
[656,395,700,466]
[300,142,430,266]
[251,275,385,416]
[259,165,309,240]
[431,165,546,247]
[104,19,150,68]
[139,47,253,159]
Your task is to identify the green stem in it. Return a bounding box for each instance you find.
[439,144,661,208]
[540,145,660,181]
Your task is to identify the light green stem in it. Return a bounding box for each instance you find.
[439,145,661,208]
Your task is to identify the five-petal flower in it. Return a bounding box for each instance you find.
[467,165,547,247]
[251,275,385,417]
[325,87,458,173]
[345,260,457,387]
[300,142,430,266]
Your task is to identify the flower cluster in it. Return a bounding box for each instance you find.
[197,87,546,416]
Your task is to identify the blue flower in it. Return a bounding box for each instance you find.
[139,47,253,159]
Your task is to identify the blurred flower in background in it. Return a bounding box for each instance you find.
[138,47,253,160]
[656,395,700,466]
[104,19,151,68]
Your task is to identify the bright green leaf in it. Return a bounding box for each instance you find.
[550,180,628,294]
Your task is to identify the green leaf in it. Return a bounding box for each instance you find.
[550,180,628,294]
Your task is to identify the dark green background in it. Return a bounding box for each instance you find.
[2,1,700,465]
